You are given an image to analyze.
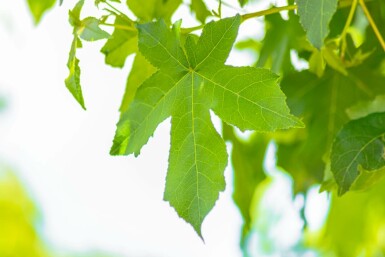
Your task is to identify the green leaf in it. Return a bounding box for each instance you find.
[111,15,301,235]
[277,67,385,192]
[26,0,56,24]
[65,0,87,110]
[127,0,182,22]
[238,0,247,7]
[101,16,137,67]
[77,17,110,41]
[313,175,385,257]
[347,94,385,120]
[223,124,268,246]
[119,53,156,113]
[331,112,385,195]
[296,0,338,49]
[190,0,211,23]
[257,13,305,74]
[65,37,86,110]
[69,0,84,27]
[69,0,110,42]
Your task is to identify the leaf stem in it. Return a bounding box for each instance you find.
[359,0,385,51]
[181,24,205,34]
[241,5,297,22]
[181,5,297,34]
[340,0,358,57]
[100,22,136,32]
[104,1,129,20]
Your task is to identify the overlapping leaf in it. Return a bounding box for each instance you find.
[257,13,305,74]
[111,15,302,235]
[331,112,385,195]
[101,15,137,68]
[296,0,338,49]
[127,0,182,22]
[277,67,385,192]
[190,0,211,23]
[66,0,110,109]
[312,177,385,257]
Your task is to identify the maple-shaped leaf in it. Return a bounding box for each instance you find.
[111,15,302,236]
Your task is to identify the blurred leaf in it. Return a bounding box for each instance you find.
[127,0,182,22]
[101,15,137,68]
[77,17,110,41]
[223,124,269,246]
[0,97,6,111]
[308,50,326,77]
[0,170,49,257]
[68,0,84,27]
[313,177,385,257]
[26,0,56,24]
[257,13,305,74]
[347,94,385,120]
[190,0,211,23]
[322,46,348,76]
[235,38,261,52]
[65,0,87,109]
[331,112,385,195]
[297,0,338,49]
[277,66,385,193]
[65,36,85,110]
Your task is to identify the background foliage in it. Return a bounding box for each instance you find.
[8,0,385,256]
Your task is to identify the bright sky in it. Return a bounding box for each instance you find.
[0,1,328,256]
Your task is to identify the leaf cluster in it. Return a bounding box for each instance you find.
[26,0,385,254]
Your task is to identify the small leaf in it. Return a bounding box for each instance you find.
[65,37,86,110]
[101,16,137,67]
[65,0,86,109]
[111,15,302,236]
[127,0,182,22]
[322,46,348,76]
[190,0,211,23]
[277,67,385,192]
[331,112,385,195]
[69,0,84,27]
[27,0,56,24]
[296,0,338,49]
[78,17,110,41]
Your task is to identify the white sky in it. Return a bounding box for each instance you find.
[0,0,328,256]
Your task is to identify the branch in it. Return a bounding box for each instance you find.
[241,5,296,22]
[340,0,358,58]
[359,0,385,52]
